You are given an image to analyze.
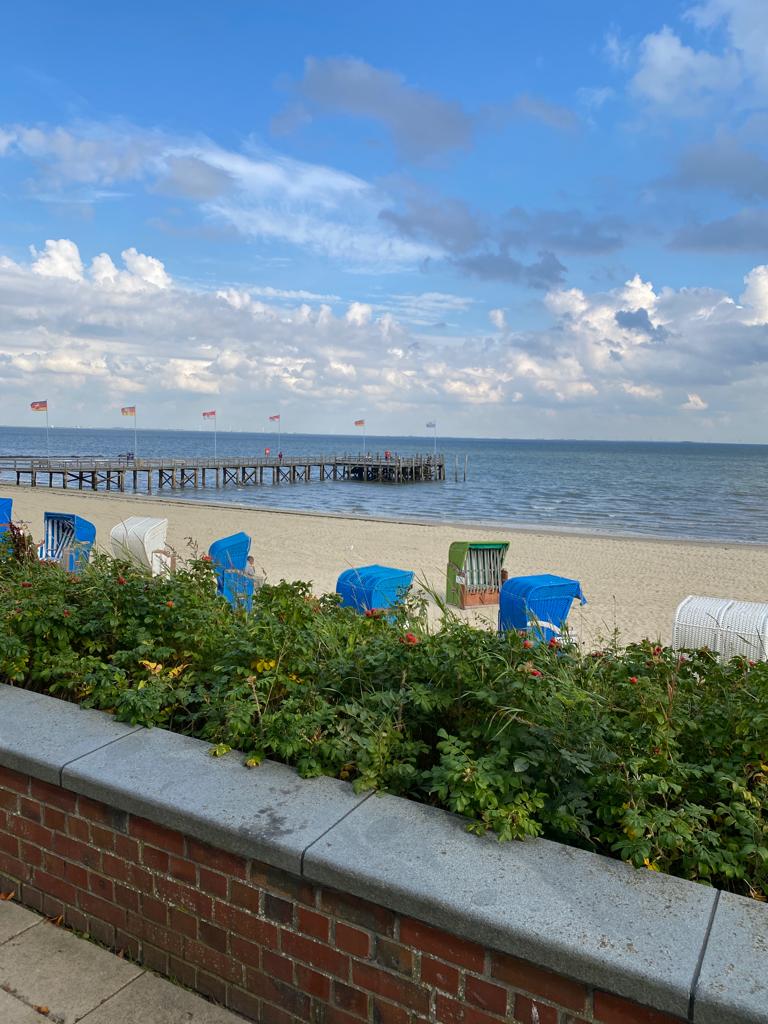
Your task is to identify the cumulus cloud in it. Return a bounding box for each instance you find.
[681,392,708,410]
[345,302,372,326]
[631,26,741,110]
[31,238,84,281]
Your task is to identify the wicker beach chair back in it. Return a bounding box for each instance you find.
[208,531,254,611]
[38,512,96,574]
[673,595,768,662]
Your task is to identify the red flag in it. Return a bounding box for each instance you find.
[269,414,280,422]
[354,419,365,427]
[121,406,136,417]
[30,400,48,412]
[202,410,216,419]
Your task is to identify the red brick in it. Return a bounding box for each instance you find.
[115,929,141,960]
[88,872,114,901]
[265,893,294,925]
[20,798,42,822]
[491,954,587,1013]
[89,825,116,851]
[0,832,20,858]
[79,890,126,929]
[185,937,243,983]
[129,816,185,856]
[296,963,331,1001]
[197,970,227,1005]
[213,901,279,947]
[168,954,198,989]
[371,998,410,1024]
[142,942,169,975]
[30,779,76,811]
[351,962,429,1014]
[68,816,90,843]
[465,976,507,1016]
[199,920,228,953]
[154,876,212,917]
[186,838,247,877]
[515,994,558,1024]
[227,986,261,1021]
[263,949,294,983]
[334,980,369,1018]
[114,834,139,861]
[20,840,43,868]
[7,814,52,848]
[198,867,228,897]
[336,921,371,958]
[114,884,140,913]
[101,853,153,893]
[127,912,184,955]
[375,937,413,975]
[321,889,396,936]
[0,789,19,811]
[43,852,87,889]
[297,905,329,941]
[420,956,459,993]
[400,918,485,972]
[141,845,169,873]
[141,893,168,925]
[326,1007,365,1024]
[231,934,264,969]
[30,869,77,905]
[169,856,196,885]
[169,906,197,939]
[249,970,311,1018]
[250,861,314,905]
[51,833,100,868]
[78,796,117,826]
[435,995,504,1024]
[259,999,293,1024]
[0,853,29,882]
[42,806,67,832]
[230,879,262,914]
[593,991,686,1024]
[282,930,350,980]
[0,767,30,793]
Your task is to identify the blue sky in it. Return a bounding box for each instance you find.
[1,1,767,440]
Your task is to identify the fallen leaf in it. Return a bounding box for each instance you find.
[0,891,15,901]
[33,1006,50,1016]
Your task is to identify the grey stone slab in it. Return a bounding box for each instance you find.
[0,919,142,1024]
[694,891,768,1024]
[0,988,49,1024]
[62,726,370,874]
[0,902,42,945]
[0,684,141,786]
[81,971,245,1023]
[304,792,715,1019]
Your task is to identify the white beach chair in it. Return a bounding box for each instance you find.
[110,516,174,575]
[673,595,768,662]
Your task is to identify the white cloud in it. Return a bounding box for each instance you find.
[345,302,373,326]
[682,392,708,410]
[631,26,741,110]
[489,308,506,330]
[31,239,83,281]
[740,265,768,323]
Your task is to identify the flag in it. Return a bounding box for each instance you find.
[121,406,136,417]
[426,421,436,428]
[30,400,48,412]
[354,419,365,427]
[202,410,216,419]
[269,414,280,422]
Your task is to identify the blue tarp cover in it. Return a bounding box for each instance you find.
[499,573,586,640]
[208,531,253,611]
[336,564,414,612]
[0,497,11,537]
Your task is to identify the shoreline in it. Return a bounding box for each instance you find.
[5,486,768,645]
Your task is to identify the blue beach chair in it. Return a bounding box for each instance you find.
[209,532,253,611]
[336,564,414,613]
[38,512,96,573]
[499,574,586,642]
[0,497,11,539]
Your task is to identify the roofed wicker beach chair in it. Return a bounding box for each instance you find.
[499,573,586,643]
[209,531,254,611]
[38,512,96,573]
[110,516,174,575]
[673,595,768,662]
[336,564,414,613]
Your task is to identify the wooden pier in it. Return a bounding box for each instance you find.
[0,453,445,494]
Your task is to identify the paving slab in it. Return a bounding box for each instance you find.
[0,920,142,1024]
[0,684,141,785]
[304,791,714,1019]
[694,891,768,1024]
[81,971,246,1023]
[63,726,371,874]
[0,902,42,945]
[0,988,48,1024]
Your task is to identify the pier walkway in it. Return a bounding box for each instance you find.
[0,453,445,493]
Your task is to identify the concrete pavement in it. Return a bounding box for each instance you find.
[0,901,245,1024]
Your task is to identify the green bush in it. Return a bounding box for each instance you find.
[1,545,766,900]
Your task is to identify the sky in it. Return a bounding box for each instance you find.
[0,1,767,441]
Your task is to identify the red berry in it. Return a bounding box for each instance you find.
[63,610,70,618]
[21,581,32,589]
[530,669,542,677]
[523,639,533,649]
[630,676,638,684]
[117,576,126,585]
[166,600,174,608]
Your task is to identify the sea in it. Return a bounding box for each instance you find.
[1,426,767,545]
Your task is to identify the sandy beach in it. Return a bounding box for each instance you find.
[5,487,768,645]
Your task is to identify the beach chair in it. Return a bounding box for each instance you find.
[446,541,509,608]
[673,595,768,662]
[208,532,253,611]
[336,564,414,613]
[0,497,11,539]
[38,512,96,574]
[499,574,586,642]
[110,516,174,575]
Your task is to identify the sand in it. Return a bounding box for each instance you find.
[5,487,768,646]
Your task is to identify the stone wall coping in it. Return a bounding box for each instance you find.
[1,683,766,1022]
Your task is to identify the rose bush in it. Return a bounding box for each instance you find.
[0,538,766,899]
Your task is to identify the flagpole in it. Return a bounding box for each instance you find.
[134,407,138,458]
[214,413,218,460]
[45,405,50,460]
[433,422,437,456]
[278,416,281,452]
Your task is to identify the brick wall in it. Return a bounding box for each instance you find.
[0,765,686,1024]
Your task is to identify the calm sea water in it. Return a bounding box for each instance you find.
[1,426,767,544]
